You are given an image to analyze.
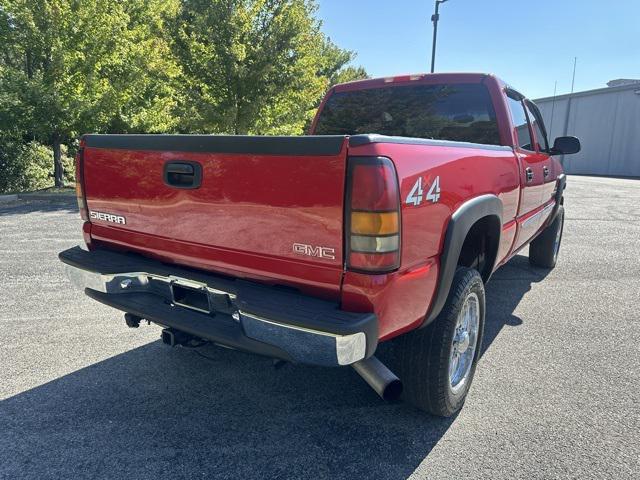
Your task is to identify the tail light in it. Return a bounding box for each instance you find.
[75,140,88,221]
[346,156,401,272]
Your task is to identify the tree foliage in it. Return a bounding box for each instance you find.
[0,0,367,191]
[0,132,73,192]
[0,0,181,186]
[173,0,366,135]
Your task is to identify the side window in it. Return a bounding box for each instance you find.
[506,95,533,151]
[525,101,549,152]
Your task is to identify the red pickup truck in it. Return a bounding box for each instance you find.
[60,73,580,416]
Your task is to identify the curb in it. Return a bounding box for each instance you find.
[17,193,75,202]
[0,194,19,203]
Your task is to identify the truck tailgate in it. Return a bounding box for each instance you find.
[81,135,348,296]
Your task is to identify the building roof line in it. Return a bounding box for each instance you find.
[534,82,640,103]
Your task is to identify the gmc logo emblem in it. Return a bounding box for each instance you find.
[293,243,336,260]
[89,210,127,225]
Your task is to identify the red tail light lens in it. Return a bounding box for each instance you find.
[350,163,398,210]
[75,144,88,221]
[346,157,400,272]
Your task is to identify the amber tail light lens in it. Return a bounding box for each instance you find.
[346,157,401,272]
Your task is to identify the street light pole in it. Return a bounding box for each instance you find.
[430,0,449,73]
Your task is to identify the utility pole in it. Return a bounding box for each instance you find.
[430,0,450,73]
[549,80,558,137]
[561,57,578,167]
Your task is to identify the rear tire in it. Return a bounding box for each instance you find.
[529,206,564,268]
[391,267,485,417]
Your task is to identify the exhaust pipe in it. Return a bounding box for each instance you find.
[124,313,142,328]
[352,356,403,402]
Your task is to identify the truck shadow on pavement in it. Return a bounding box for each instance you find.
[481,253,550,357]
[0,255,549,480]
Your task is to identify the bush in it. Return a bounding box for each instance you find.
[62,145,76,185]
[20,142,53,191]
[0,136,74,193]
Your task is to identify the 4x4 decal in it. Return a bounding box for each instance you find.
[406,176,441,206]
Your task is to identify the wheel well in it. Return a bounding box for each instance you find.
[457,215,501,282]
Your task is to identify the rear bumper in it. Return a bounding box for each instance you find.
[59,246,378,367]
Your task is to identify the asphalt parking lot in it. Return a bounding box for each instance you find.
[1,175,638,479]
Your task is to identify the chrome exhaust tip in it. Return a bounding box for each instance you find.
[352,356,403,402]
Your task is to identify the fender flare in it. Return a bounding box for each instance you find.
[423,194,503,327]
[549,174,566,223]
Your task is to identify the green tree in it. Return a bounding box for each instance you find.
[328,65,368,87]
[0,132,73,193]
[173,0,366,135]
[0,0,181,187]
[316,38,368,87]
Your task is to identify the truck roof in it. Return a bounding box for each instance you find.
[332,72,506,93]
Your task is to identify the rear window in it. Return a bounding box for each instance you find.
[314,83,501,146]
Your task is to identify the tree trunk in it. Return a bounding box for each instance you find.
[234,96,240,135]
[53,135,64,188]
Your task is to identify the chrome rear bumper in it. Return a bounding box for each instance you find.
[60,247,377,367]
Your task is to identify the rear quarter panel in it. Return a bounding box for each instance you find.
[342,141,520,339]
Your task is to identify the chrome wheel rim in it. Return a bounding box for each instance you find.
[449,292,480,394]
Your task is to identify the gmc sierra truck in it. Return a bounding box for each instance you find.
[59,73,580,416]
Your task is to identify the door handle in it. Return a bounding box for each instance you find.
[163,161,202,189]
[543,166,550,178]
[525,167,534,182]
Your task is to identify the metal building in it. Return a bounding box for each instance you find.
[534,80,640,177]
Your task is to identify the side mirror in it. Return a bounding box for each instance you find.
[549,136,581,155]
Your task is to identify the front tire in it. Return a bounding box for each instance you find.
[529,205,564,268]
[392,267,485,417]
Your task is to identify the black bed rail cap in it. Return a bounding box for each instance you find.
[348,134,512,151]
[82,134,347,156]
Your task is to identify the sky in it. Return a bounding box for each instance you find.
[316,0,640,99]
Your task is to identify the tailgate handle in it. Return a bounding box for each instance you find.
[164,161,202,189]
